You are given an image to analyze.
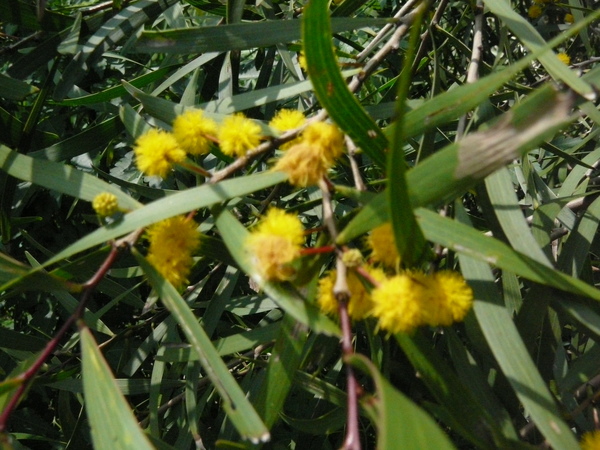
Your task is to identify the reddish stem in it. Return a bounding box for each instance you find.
[300,245,336,255]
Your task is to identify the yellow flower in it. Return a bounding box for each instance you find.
[581,430,600,450]
[269,109,306,150]
[245,208,304,281]
[92,192,119,217]
[564,13,574,23]
[172,109,218,155]
[528,4,543,18]
[366,223,400,269]
[273,141,329,186]
[557,52,571,65]
[218,113,262,157]
[134,129,186,178]
[432,271,473,323]
[146,216,201,289]
[298,52,307,71]
[371,272,429,334]
[317,266,386,321]
[302,121,345,165]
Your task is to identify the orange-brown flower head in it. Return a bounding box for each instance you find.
[218,113,262,157]
[172,109,218,155]
[134,129,186,178]
[146,216,201,289]
[245,208,304,281]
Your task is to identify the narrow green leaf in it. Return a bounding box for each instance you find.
[54,0,180,100]
[303,0,387,167]
[0,144,142,211]
[457,253,579,449]
[135,18,388,54]
[214,208,341,337]
[482,0,596,100]
[42,171,286,268]
[0,74,38,101]
[348,354,457,450]
[134,250,270,443]
[80,327,154,450]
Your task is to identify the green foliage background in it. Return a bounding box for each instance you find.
[1,0,600,448]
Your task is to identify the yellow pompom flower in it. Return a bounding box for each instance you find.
[218,113,262,157]
[371,272,429,334]
[172,109,218,156]
[146,216,201,289]
[564,13,574,23]
[366,223,400,269]
[432,271,473,323]
[245,208,304,281]
[134,129,186,178]
[317,266,386,321]
[273,141,329,186]
[557,52,571,65]
[302,121,345,165]
[92,192,119,217]
[528,4,543,18]
[269,109,306,150]
[298,52,307,71]
[581,430,600,450]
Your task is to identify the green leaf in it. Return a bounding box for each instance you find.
[42,171,286,267]
[0,144,141,210]
[54,0,180,100]
[457,249,579,449]
[134,250,270,444]
[80,326,154,450]
[135,18,388,54]
[348,354,457,450]
[214,208,341,337]
[303,0,387,168]
[482,0,596,100]
[0,74,39,101]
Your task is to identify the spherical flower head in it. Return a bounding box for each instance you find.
[146,216,201,289]
[581,430,600,450]
[528,4,543,18]
[269,109,306,150]
[564,13,574,23]
[172,109,218,156]
[92,192,119,217]
[134,128,186,178]
[431,271,473,323]
[557,52,571,65]
[366,223,400,269]
[218,113,262,157]
[245,208,304,281]
[342,249,363,268]
[272,141,329,187]
[302,121,345,164]
[371,273,429,334]
[298,52,307,71]
[317,266,385,321]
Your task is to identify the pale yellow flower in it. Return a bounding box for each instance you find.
[269,109,306,150]
[245,208,304,281]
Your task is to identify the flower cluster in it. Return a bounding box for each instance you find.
[315,222,473,334]
[133,109,263,178]
[580,430,600,450]
[273,120,345,186]
[245,208,305,282]
[146,216,201,289]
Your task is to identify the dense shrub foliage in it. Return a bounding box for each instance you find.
[1,0,600,448]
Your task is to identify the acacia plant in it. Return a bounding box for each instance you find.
[1,0,600,448]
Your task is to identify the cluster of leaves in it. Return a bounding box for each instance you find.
[1,0,600,448]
